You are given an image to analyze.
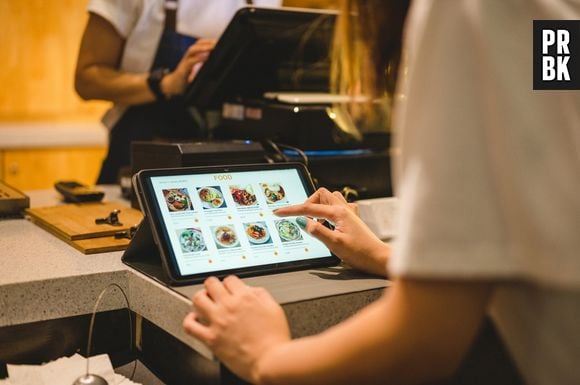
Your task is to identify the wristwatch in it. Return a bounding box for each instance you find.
[147,68,170,100]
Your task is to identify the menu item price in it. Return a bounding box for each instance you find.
[178,228,207,253]
[198,186,226,209]
[163,189,193,212]
[213,225,239,248]
[276,219,303,242]
[262,183,286,204]
[245,222,271,244]
[230,185,257,206]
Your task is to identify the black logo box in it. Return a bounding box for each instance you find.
[533,20,580,90]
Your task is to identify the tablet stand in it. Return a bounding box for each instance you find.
[122,218,173,286]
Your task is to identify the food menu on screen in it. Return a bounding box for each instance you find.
[150,168,332,276]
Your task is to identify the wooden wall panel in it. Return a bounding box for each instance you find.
[0,0,108,121]
[2,148,107,190]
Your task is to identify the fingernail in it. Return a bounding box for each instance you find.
[295,216,308,230]
[272,209,280,216]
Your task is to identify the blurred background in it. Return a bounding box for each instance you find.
[0,0,337,190]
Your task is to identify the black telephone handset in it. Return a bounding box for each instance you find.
[0,181,30,217]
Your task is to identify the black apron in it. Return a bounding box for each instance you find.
[96,9,200,184]
[96,0,256,184]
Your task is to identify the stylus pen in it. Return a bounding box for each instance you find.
[312,217,335,230]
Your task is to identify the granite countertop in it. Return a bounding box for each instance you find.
[0,187,389,360]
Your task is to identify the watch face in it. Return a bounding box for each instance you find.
[147,68,169,100]
[153,68,170,79]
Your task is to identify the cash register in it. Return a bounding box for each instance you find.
[131,7,392,200]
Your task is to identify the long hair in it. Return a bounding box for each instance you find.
[331,0,410,114]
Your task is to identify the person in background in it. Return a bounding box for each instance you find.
[182,0,580,384]
[75,0,282,184]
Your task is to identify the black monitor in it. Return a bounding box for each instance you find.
[185,7,338,111]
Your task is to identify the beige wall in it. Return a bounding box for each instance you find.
[0,0,109,122]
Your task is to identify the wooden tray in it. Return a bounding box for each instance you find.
[26,203,143,254]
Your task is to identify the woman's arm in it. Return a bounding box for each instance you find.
[254,279,491,385]
[75,13,215,105]
[184,276,492,385]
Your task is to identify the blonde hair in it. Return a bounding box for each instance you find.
[331,0,410,116]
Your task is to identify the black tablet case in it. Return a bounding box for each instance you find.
[122,218,176,286]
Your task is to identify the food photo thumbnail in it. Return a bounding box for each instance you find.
[230,185,258,207]
[275,219,303,242]
[261,183,287,205]
[212,224,240,249]
[244,222,272,245]
[198,186,226,209]
[163,188,194,212]
[177,227,207,253]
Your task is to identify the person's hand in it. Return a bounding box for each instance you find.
[161,38,216,97]
[183,276,291,382]
[275,188,390,277]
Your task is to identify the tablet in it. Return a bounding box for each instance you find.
[133,163,339,284]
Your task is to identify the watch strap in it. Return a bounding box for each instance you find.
[147,68,169,100]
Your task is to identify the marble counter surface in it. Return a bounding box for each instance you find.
[0,187,389,360]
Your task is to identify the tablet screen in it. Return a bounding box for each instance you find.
[142,165,335,280]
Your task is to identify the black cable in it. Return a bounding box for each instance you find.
[275,143,309,167]
[85,283,136,383]
[263,139,290,163]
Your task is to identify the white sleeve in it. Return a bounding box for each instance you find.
[87,0,143,38]
[390,0,580,287]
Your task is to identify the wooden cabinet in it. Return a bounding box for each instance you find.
[0,147,106,190]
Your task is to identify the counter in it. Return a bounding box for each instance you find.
[0,187,389,367]
[0,123,106,149]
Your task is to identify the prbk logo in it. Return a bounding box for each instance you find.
[533,20,580,90]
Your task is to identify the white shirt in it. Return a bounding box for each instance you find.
[87,0,282,127]
[391,1,580,384]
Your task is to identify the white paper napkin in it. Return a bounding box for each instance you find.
[1,354,141,385]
